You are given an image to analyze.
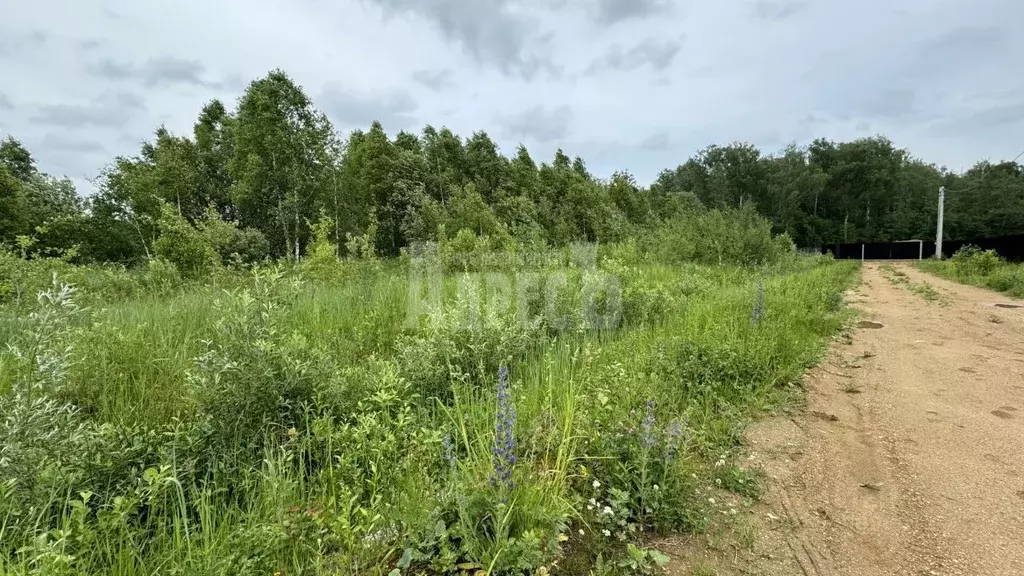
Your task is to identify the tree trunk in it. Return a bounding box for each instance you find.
[332,169,340,257]
[279,198,291,259]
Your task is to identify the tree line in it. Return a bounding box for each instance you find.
[3,69,1023,267]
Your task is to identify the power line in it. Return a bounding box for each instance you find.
[944,150,1023,193]
[936,147,1023,259]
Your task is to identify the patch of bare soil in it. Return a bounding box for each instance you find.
[661,263,1024,576]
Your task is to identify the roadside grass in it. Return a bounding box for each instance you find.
[0,254,857,575]
[918,259,1024,299]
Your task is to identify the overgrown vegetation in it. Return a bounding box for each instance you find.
[0,224,856,574]
[918,246,1024,298]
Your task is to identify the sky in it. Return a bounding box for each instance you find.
[1,0,1022,194]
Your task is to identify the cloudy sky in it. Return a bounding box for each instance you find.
[1,0,1021,193]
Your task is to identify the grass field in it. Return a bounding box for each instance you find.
[0,248,856,575]
[917,246,1024,298]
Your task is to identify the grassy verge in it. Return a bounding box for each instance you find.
[0,253,857,575]
[917,247,1024,298]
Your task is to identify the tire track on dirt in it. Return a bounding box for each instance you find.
[740,262,1024,576]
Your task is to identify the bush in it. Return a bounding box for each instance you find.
[397,280,545,400]
[154,204,218,278]
[645,207,795,267]
[950,245,1002,277]
[199,207,270,265]
[187,268,319,454]
[0,248,145,308]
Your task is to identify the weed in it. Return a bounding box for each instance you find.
[0,247,856,574]
[919,246,1024,299]
[692,562,719,576]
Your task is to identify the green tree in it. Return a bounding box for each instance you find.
[193,100,236,218]
[0,136,35,182]
[229,70,335,259]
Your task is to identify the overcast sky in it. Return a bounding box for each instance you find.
[1,0,1021,193]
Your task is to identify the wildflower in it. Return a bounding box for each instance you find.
[490,366,517,494]
[640,400,657,449]
[441,432,456,470]
[663,419,685,462]
[589,497,597,505]
[602,506,614,516]
[592,479,601,488]
[708,498,716,505]
[579,529,585,536]
[653,484,660,491]
[751,279,765,326]
[602,529,611,537]
[587,505,594,511]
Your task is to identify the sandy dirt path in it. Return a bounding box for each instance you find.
[666,262,1024,576]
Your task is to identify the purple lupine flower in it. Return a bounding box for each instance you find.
[641,400,657,449]
[663,418,686,463]
[751,279,765,327]
[442,432,456,470]
[490,366,517,494]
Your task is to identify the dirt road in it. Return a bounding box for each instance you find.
[668,262,1024,575]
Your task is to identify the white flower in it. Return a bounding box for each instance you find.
[708,498,716,505]
[587,505,594,511]
[579,529,585,536]
[589,498,597,506]
[602,529,611,537]
[592,480,601,488]
[602,506,614,516]
[653,484,659,490]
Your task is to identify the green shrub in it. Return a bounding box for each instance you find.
[138,257,183,295]
[397,282,545,400]
[950,245,1002,277]
[187,268,319,455]
[645,207,795,267]
[154,204,218,279]
[199,207,270,265]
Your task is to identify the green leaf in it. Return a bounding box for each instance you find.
[397,548,414,569]
[650,549,670,566]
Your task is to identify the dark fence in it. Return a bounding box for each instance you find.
[817,233,1024,262]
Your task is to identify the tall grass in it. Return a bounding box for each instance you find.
[918,246,1024,298]
[0,249,856,575]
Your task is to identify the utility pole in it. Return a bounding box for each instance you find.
[935,186,945,259]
